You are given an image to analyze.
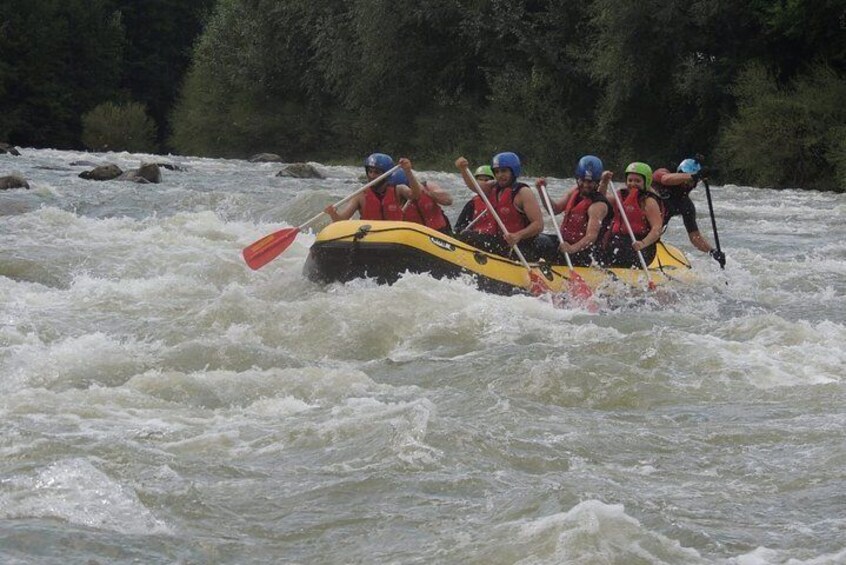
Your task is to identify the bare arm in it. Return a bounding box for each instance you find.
[560,201,608,254]
[597,170,613,196]
[397,158,421,201]
[455,156,483,194]
[422,180,453,205]
[633,198,664,250]
[325,194,362,222]
[505,187,543,245]
[688,229,713,253]
[657,172,696,186]
[535,178,570,214]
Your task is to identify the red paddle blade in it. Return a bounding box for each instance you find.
[242,227,300,270]
[567,271,593,300]
[528,270,550,296]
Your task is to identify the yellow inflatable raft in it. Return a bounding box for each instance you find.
[303,220,693,295]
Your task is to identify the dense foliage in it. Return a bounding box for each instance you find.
[0,0,213,151]
[81,101,157,153]
[1,0,844,190]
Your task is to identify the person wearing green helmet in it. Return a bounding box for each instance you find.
[603,161,665,267]
[454,165,495,233]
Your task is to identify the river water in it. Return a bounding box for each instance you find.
[1,149,844,564]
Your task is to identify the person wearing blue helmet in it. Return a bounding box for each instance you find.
[454,152,544,260]
[325,153,421,222]
[535,155,615,266]
[652,155,724,267]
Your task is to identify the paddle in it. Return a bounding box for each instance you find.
[536,181,593,301]
[702,179,724,270]
[242,165,401,270]
[608,181,657,290]
[459,209,487,234]
[466,171,549,296]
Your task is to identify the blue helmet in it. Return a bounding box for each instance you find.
[575,155,603,181]
[365,153,394,174]
[491,152,521,179]
[677,158,701,175]
[390,169,408,186]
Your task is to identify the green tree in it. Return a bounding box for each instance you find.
[0,0,124,148]
[718,63,846,191]
[113,0,216,146]
[81,101,158,153]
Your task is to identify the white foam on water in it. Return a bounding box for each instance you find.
[0,458,170,535]
[501,500,705,564]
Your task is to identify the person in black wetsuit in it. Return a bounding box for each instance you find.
[652,157,725,268]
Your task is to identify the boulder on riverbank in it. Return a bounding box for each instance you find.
[118,163,162,183]
[79,164,123,181]
[249,153,283,163]
[0,143,21,156]
[276,162,325,179]
[0,174,29,190]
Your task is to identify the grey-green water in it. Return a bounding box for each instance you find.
[1,149,844,564]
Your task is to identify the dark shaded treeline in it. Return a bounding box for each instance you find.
[0,0,214,148]
[2,0,844,190]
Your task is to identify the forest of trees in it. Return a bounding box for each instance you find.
[1,0,844,191]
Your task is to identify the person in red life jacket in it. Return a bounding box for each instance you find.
[454,152,544,260]
[454,165,494,233]
[535,155,614,266]
[393,169,453,234]
[603,161,665,267]
[324,153,421,222]
[652,157,725,268]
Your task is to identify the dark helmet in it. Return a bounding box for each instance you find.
[364,153,394,174]
[390,169,408,186]
[491,152,521,179]
[575,155,603,181]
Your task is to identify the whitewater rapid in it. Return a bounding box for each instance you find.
[1,149,844,563]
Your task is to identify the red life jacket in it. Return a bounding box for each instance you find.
[467,184,528,235]
[611,188,662,239]
[361,185,403,221]
[560,189,613,245]
[403,190,448,231]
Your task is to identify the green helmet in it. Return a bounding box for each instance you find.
[624,162,653,188]
[473,165,494,179]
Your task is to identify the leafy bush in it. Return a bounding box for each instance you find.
[717,63,846,191]
[81,101,157,153]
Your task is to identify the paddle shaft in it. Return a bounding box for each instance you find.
[459,209,487,234]
[702,179,724,268]
[467,173,532,269]
[537,183,576,271]
[302,165,401,229]
[609,181,652,277]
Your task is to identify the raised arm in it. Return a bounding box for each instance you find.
[324,194,362,222]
